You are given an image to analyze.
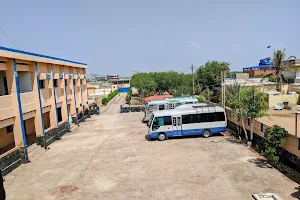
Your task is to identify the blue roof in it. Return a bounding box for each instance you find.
[0,46,87,66]
[243,65,274,70]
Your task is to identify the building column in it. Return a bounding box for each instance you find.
[33,62,44,136]
[72,68,78,119]
[49,64,58,127]
[5,59,26,147]
[61,66,68,122]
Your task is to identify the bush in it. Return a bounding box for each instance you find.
[102,98,109,105]
[197,95,205,103]
[102,90,119,105]
[262,125,288,164]
[126,89,132,104]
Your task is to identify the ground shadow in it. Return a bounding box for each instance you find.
[210,136,245,146]
[248,158,300,184]
[145,133,224,141]
[248,158,273,169]
[291,186,300,199]
[144,134,152,141]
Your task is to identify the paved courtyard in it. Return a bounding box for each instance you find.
[3,94,300,200]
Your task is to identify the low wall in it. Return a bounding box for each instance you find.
[36,122,70,148]
[226,109,300,172]
[0,147,28,176]
[120,105,144,113]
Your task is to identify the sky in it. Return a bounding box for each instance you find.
[0,0,299,76]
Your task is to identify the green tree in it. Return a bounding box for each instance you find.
[262,125,288,166]
[200,87,213,103]
[262,49,296,92]
[226,83,244,140]
[240,87,268,145]
[130,71,193,97]
[196,61,230,102]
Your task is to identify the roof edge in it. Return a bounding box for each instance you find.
[0,46,87,66]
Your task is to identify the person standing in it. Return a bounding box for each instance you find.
[0,170,5,200]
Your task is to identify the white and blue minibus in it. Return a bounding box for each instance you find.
[143,97,198,123]
[147,105,226,141]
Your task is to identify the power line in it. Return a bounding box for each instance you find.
[0,27,21,49]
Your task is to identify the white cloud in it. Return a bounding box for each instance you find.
[189,40,200,47]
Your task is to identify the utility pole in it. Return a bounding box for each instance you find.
[221,71,223,108]
[223,70,226,108]
[191,64,195,96]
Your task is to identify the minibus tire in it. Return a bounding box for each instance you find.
[157,133,166,141]
[202,129,211,138]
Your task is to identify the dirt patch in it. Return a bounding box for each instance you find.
[49,185,79,197]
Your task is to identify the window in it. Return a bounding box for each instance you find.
[185,102,193,104]
[182,115,190,124]
[152,117,159,131]
[64,80,68,86]
[159,104,164,110]
[175,103,181,107]
[215,112,225,121]
[39,80,45,88]
[182,114,199,124]
[169,103,175,109]
[177,117,181,125]
[18,71,33,93]
[57,107,62,122]
[163,116,172,125]
[6,125,13,133]
[54,79,58,87]
[190,114,199,123]
[199,113,208,123]
[207,113,215,122]
[3,77,8,95]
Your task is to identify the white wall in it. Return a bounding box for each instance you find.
[283,70,296,80]
[95,88,111,94]
[18,72,33,93]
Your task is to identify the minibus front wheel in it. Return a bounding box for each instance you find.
[202,129,211,138]
[157,133,166,141]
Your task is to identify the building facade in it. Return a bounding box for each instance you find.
[107,74,119,80]
[0,46,88,174]
[283,59,300,83]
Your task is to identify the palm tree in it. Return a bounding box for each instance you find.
[262,49,296,92]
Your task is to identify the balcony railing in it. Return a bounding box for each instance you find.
[66,87,73,100]
[55,87,65,103]
[20,91,36,113]
[0,95,15,120]
[40,88,52,107]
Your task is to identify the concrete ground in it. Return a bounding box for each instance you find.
[3,93,300,200]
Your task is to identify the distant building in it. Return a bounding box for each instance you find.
[87,84,96,94]
[243,57,275,78]
[95,75,106,81]
[283,59,300,83]
[110,78,131,93]
[107,74,119,80]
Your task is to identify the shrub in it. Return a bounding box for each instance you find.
[262,125,288,164]
[102,90,119,105]
[102,98,109,105]
[126,89,132,104]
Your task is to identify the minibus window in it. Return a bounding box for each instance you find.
[159,104,164,110]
